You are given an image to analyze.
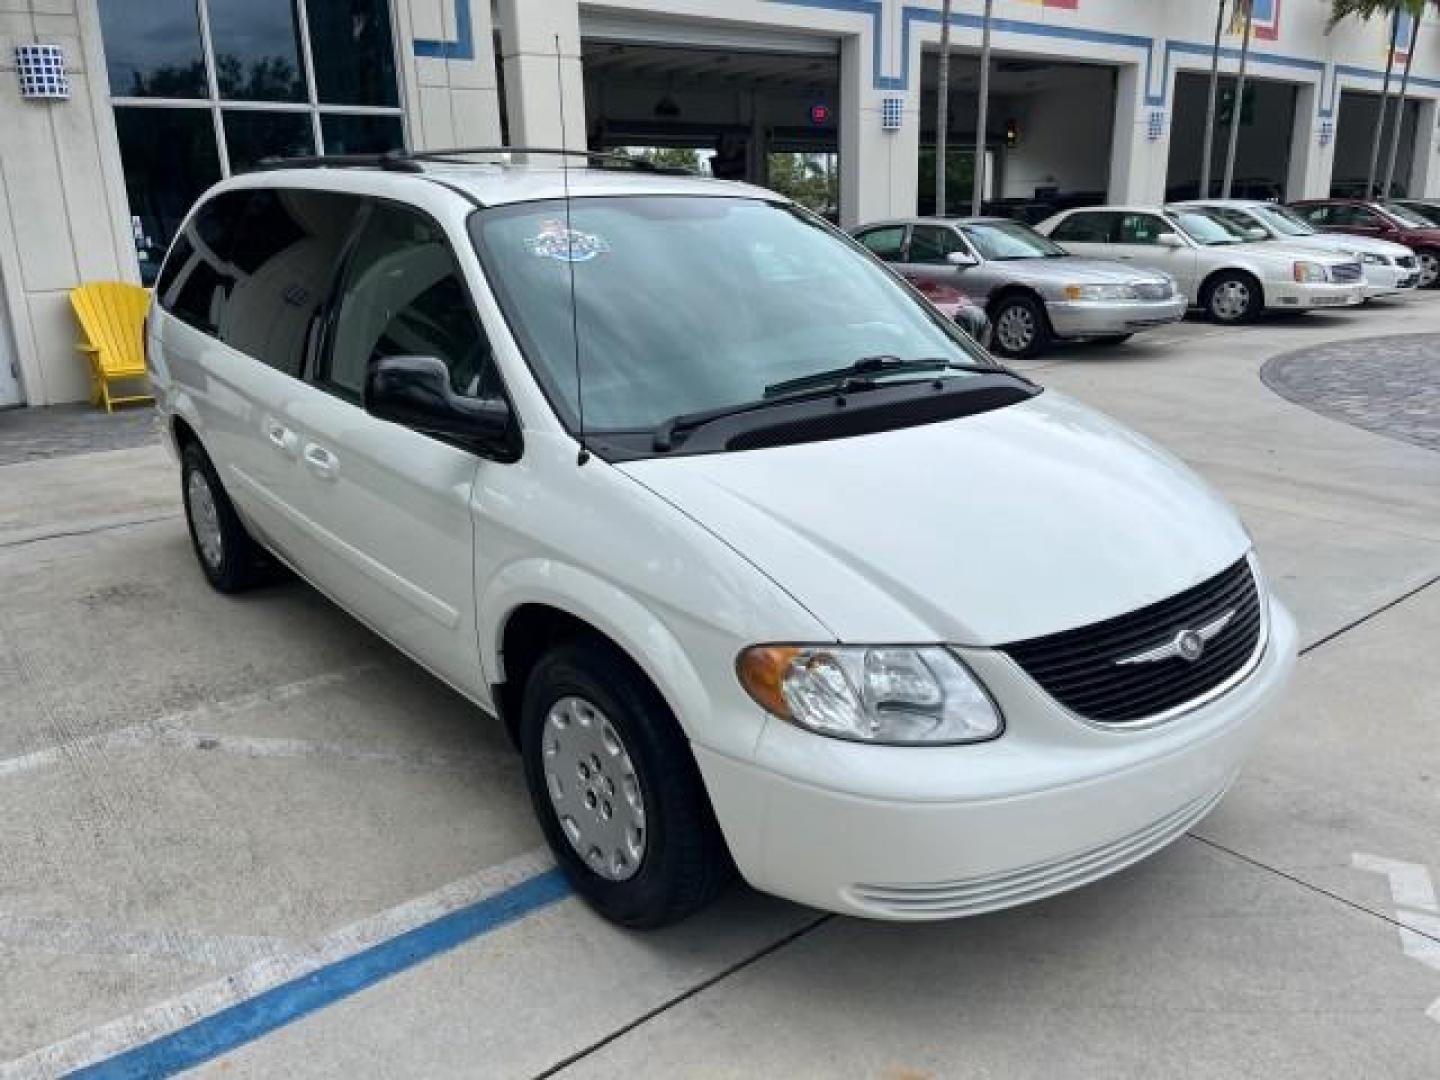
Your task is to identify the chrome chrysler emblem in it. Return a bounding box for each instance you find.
[1115,610,1235,667]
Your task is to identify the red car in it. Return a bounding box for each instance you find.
[1288,198,1440,288]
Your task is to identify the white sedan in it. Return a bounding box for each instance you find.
[1037,205,1366,323]
[1174,199,1419,299]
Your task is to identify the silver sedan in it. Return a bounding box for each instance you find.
[852,217,1187,358]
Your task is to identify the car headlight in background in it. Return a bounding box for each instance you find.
[1063,283,1140,301]
[1361,253,1388,266]
[737,645,1003,744]
[1293,261,1328,283]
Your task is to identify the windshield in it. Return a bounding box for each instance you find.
[1171,210,1251,246]
[1383,202,1434,228]
[1252,204,1316,237]
[472,197,992,432]
[958,220,1067,260]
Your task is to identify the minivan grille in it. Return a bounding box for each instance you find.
[1133,282,1171,300]
[1331,262,1363,284]
[999,559,1262,725]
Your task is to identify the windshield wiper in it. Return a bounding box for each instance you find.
[650,356,1018,452]
[762,355,996,398]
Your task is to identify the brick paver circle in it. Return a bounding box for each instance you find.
[1260,333,1440,454]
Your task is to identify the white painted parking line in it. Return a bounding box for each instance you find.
[1353,853,1440,1024]
[0,665,379,781]
[0,915,301,970]
[0,848,558,1079]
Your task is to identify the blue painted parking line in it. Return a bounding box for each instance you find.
[71,869,572,1079]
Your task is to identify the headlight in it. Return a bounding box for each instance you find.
[736,645,1003,744]
[1293,261,1328,283]
[1361,253,1388,266]
[1064,283,1140,301]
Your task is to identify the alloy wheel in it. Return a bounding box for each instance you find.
[542,695,647,881]
[995,304,1036,354]
[1210,279,1251,322]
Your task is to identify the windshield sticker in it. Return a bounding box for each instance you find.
[525,220,611,263]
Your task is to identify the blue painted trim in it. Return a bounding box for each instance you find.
[765,0,1440,115]
[72,869,571,1079]
[415,0,474,61]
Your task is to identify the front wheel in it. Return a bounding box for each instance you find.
[519,638,731,928]
[989,295,1052,359]
[1417,249,1440,289]
[1203,273,1262,324]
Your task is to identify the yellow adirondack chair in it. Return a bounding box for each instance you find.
[69,281,153,412]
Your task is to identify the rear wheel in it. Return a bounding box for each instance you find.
[989,294,1051,359]
[520,638,731,928]
[181,442,267,593]
[1203,272,1261,324]
[1417,249,1440,289]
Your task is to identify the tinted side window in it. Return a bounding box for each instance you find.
[157,188,360,377]
[856,226,906,261]
[324,203,495,401]
[1296,205,1330,226]
[1117,214,1167,244]
[908,225,969,264]
[1050,212,1116,243]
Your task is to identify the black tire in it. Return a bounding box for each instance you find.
[1416,248,1440,289]
[519,637,731,928]
[180,441,268,593]
[988,294,1052,359]
[1088,334,1133,346]
[1202,272,1262,324]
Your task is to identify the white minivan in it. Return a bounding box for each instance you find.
[148,154,1296,927]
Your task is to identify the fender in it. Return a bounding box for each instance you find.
[479,559,769,763]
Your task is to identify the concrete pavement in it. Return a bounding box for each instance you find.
[1,297,1438,1077]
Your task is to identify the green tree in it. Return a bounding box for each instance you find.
[764,153,838,214]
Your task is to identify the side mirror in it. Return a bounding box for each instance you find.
[364,355,519,460]
[946,250,979,267]
[1156,232,1184,248]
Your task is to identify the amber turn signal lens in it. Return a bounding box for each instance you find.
[736,646,802,718]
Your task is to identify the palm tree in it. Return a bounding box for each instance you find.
[1221,0,1254,198]
[1199,0,1229,200]
[936,0,954,215]
[1382,0,1437,196]
[1328,0,1403,198]
[972,0,995,216]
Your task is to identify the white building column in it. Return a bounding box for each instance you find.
[497,0,585,152]
[1286,81,1334,200]
[839,34,918,228]
[396,0,503,150]
[1107,62,1169,205]
[1408,98,1440,197]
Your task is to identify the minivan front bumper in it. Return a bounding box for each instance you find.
[694,594,1297,919]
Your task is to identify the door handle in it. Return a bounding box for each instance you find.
[265,418,299,458]
[302,442,339,481]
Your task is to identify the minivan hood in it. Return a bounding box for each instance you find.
[992,256,1168,286]
[619,392,1250,646]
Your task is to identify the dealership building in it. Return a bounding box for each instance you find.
[2,0,1438,408]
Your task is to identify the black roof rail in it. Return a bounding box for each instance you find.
[407,146,696,175]
[253,146,697,176]
[254,150,423,173]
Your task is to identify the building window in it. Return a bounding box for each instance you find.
[100,0,405,283]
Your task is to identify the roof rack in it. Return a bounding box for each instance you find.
[253,147,695,176]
